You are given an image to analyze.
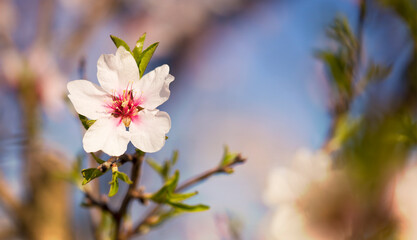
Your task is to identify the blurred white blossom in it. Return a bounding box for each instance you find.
[263,148,335,240]
[0,46,66,116]
[394,163,417,240]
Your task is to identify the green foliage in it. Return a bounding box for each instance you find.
[78,114,96,130]
[398,114,417,145]
[147,150,179,181]
[150,170,209,213]
[138,42,159,78]
[150,170,180,203]
[110,35,131,52]
[317,15,393,115]
[315,16,357,103]
[219,145,238,168]
[331,115,361,148]
[171,150,178,165]
[166,201,209,212]
[315,50,352,97]
[108,171,133,197]
[116,171,133,184]
[168,191,198,202]
[110,34,159,78]
[108,171,119,197]
[91,153,105,164]
[148,202,209,228]
[82,168,104,185]
[146,158,164,177]
[340,116,410,196]
[134,33,147,54]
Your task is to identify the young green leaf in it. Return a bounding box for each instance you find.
[171,150,179,165]
[146,158,163,176]
[150,170,179,203]
[138,42,159,78]
[136,33,147,52]
[110,35,130,52]
[167,201,210,212]
[169,191,198,202]
[81,168,104,185]
[108,172,119,197]
[132,33,147,64]
[116,171,133,184]
[161,161,171,181]
[220,145,238,167]
[152,209,184,226]
[78,114,96,130]
[90,153,105,164]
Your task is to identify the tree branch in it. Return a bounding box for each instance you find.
[83,190,116,218]
[114,151,145,239]
[124,154,246,239]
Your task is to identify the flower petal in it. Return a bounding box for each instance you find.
[97,47,139,93]
[129,109,171,153]
[133,64,174,110]
[83,117,130,156]
[67,80,111,119]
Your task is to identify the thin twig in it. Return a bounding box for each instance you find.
[84,190,116,218]
[124,154,246,239]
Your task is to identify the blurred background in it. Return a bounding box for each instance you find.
[0,0,416,239]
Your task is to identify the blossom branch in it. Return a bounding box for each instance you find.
[114,151,145,239]
[124,154,246,238]
[96,154,132,173]
[84,190,116,218]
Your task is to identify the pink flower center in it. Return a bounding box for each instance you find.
[107,87,143,127]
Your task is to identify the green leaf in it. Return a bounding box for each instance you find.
[110,35,130,52]
[150,170,179,203]
[161,161,171,181]
[171,150,178,165]
[220,145,238,167]
[167,201,210,212]
[169,191,198,202]
[315,50,352,96]
[116,171,133,184]
[81,168,104,185]
[78,114,96,130]
[132,33,147,65]
[136,33,147,53]
[146,158,163,176]
[153,209,184,226]
[138,42,159,78]
[91,153,105,164]
[147,155,178,181]
[108,172,119,197]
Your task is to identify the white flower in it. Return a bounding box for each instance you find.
[263,148,333,240]
[67,47,174,156]
[263,148,331,206]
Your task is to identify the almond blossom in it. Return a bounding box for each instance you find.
[67,47,173,156]
[263,148,336,240]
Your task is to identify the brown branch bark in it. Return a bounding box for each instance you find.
[84,190,116,218]
[114,151,145,239]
